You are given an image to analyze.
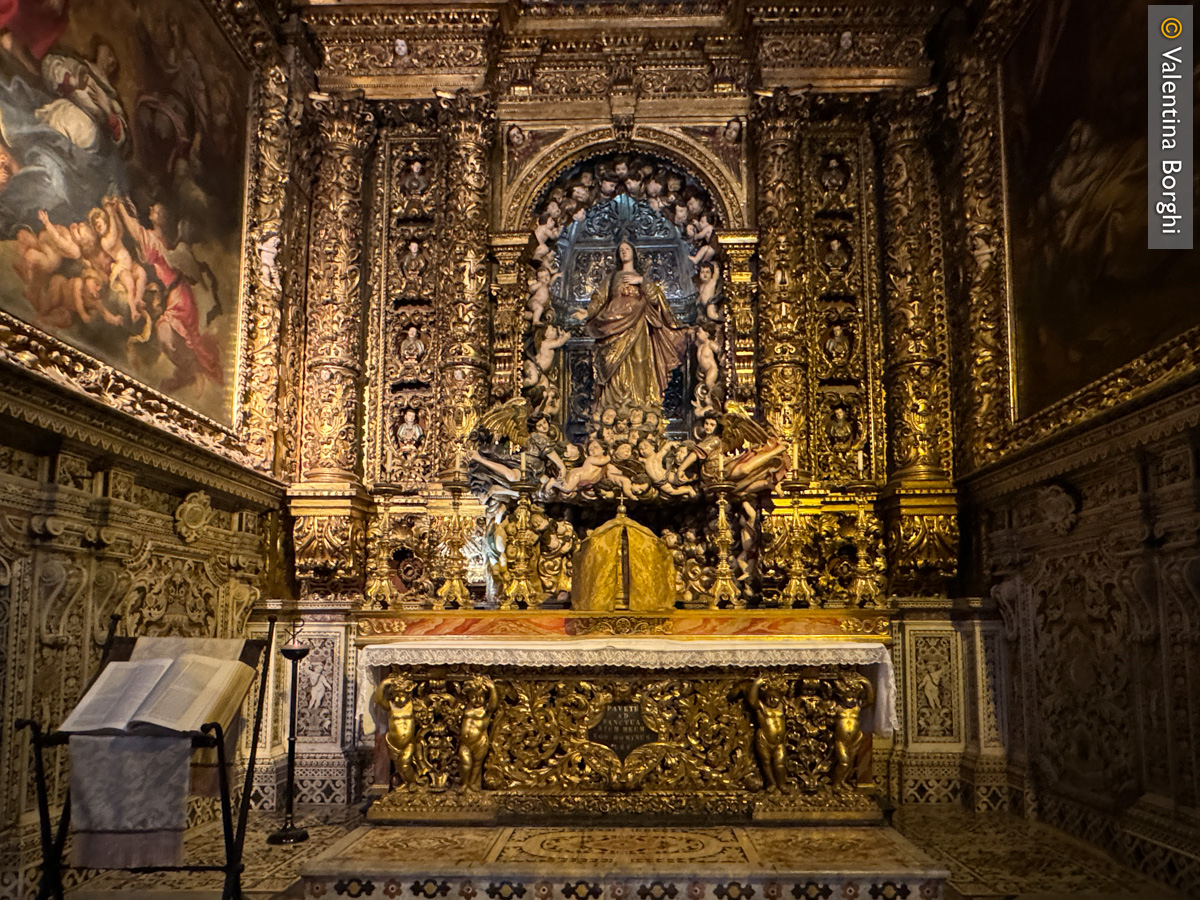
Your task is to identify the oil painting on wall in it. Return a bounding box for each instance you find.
[1003,0,1200,417]
[0,0,247,424]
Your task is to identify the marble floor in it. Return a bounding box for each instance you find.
[65,804,1184,900]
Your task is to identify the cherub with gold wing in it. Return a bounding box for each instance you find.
[468,397,533,502]
[719,403,789,495]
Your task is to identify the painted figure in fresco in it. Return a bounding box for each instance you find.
[0,0,70,74]
[90,203,146,322]
[37,43,128,150]
[111,196,223,392]
[585,239,687,415]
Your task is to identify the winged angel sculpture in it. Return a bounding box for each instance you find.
[469,398,788,505]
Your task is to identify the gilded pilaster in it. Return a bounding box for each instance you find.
[873,92,957,595]
[436,90,495,470]
[291,92,376,596]
[490,234,529,402]
[719,232,757,404]
[753,89,810,480]
[243,31,318,478]
[944,54,1012,472]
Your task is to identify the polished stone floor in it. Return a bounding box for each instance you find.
[66,804,1184,900]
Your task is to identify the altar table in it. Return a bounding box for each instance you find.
[358,636,895,823]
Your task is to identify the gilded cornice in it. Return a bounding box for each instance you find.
[746,2,942,26]
[0,372,285,508]
[964,370,1200,502]
[304,7,501,96]
[749,1,941,89]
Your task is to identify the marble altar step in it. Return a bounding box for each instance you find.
[298,823,949,900]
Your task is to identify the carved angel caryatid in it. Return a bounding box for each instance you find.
[457,675,498,790]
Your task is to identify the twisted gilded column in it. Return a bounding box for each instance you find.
[289,93,376,597]
[873,92,957,596]
[437,90,495,471]
[752,89,810,485]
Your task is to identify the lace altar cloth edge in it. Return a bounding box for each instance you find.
[356,638,897,737]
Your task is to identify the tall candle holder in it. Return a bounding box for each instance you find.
[436,458,472,610]
[707,464,743,609]
[267,624,309,845]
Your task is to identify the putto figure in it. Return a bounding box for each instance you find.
[585,238,687,414]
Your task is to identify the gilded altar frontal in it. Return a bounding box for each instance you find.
[0,0,1196,898]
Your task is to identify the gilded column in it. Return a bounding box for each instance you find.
[944,54,1011,472]
[436,90,495,469]
[752,89,810,483]
[873,92,957,595]
[289,92,376,597]
[243,31,317,478]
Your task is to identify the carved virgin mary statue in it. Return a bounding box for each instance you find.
[585,238,687,413]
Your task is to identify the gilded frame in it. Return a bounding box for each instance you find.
[0,0,282,473]
[959,0,1200,466]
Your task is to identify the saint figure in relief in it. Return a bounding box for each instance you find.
[585,239,687,413]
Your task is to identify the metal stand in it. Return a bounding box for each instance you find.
[17,616,276,900]
[267,640,310,845]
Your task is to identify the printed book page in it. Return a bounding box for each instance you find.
[59,655,254,735]
[131,655,255,734]
[59,659,173,733]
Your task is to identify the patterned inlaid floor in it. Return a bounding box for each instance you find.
[313,822,939,875]
[65,804,1187,900]
[893,806,1186,899]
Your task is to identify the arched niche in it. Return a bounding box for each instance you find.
[502,126,748,233]
[515,146,730,446]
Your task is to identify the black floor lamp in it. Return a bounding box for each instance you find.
[268,626,309,845]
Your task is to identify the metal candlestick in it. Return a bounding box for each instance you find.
[267,640,310,845]
[707,480,743,609]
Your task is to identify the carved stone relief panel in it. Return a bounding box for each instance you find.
[296,633,341,744]
[973,386,1200,895]
[0,437,276,893]
[907,631,961,745]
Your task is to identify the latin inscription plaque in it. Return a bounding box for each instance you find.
[588,702,656,759]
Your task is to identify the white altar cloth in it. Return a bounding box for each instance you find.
[358,637,896,737]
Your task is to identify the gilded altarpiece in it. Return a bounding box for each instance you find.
[266,0,1022,837]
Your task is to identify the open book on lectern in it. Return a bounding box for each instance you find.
[59,654,255,735]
